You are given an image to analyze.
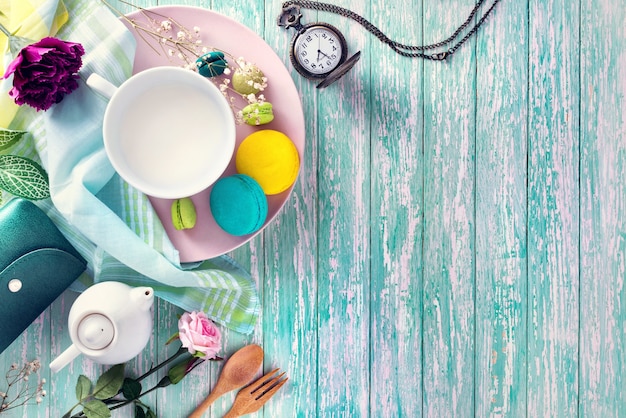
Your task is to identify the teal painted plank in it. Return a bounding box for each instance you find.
[314,0,371,415]
[474,0,528,416]
[422,1,477,416]
[0,308,50,418]
[369,0,424,416]
[261,1,319,417]
[527,0,580,416]
[579,0,626,416]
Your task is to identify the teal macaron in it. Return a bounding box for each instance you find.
[196,51,228,77]
[209,174,268,236]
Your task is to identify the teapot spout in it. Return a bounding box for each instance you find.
[130,287,154,311]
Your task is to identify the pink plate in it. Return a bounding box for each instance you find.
[123,6,305,262]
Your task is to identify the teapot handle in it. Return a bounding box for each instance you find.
[86,73,118,99]
[50,343,81,373]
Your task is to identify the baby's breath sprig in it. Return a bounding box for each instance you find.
[101,0,274,125]
[0,360,46,414]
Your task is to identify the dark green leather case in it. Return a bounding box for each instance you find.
[0,198,86,354]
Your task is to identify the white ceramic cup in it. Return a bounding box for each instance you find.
[86,67,236,199]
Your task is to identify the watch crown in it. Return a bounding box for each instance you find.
[277,5,303,30]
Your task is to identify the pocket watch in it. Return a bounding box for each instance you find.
[278,5,361,89]
[277,0,503,86]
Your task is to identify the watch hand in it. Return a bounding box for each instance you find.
[317,35,322,62]
[318,50,330,60]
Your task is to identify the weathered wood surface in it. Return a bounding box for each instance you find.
[1,0,625,417]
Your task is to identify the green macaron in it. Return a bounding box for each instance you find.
[171,197,197,230]
[232,65,266,95]
[196,51,228,77]
[209,174,268,236]
[241,102,274,126]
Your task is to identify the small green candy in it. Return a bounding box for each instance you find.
[241,102,274,126]
[171,197,197,230]
[232,65,266,95]
[196,51,228,77]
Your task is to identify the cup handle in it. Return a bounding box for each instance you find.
[86,73,118,99]
[49,343,81,373]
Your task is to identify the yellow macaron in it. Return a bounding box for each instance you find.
[235,130,299,195]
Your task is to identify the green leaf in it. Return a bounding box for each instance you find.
[93,364,125,400]
[146,409,157,418]
[122,378,142,401]
[76,375,93,401]
[0,128,26,151]
[135,405,146,418]
[82,400,111,418]
[0,155,49,200]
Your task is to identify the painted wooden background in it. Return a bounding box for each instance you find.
[1,0,625,417]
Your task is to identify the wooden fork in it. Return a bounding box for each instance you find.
[222,368,288,418]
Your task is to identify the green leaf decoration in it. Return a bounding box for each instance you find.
[0,155,50,200]
[93,364,125,400]
[0,128,26,151]
[135,405,146,418]
[146,409,157,418]
[82,400,112,418]
[76,375,93,402]
[122,377,142,401]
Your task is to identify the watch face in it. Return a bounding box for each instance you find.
[291,23,348,78]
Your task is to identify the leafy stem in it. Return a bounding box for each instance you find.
[63,343,212,418]
[136,345,186,382]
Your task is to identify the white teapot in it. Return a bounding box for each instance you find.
[50,281,154,372]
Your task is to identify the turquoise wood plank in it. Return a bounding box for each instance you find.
[527,0,580,416]
[369,0,424,416]
[261,2,320,417]
[421,1,477,415]
[0,310,50,418]
[313,0,371,415]
[579,0,626,416]
[474,0,528,416]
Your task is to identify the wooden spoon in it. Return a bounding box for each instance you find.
[188,344,264,418]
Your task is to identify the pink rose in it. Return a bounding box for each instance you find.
[4,37,84,111]
[178,311,221,358]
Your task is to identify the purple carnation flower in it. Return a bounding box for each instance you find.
[3,37,85,111]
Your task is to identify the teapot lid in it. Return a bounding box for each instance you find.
[77,314,115,350]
